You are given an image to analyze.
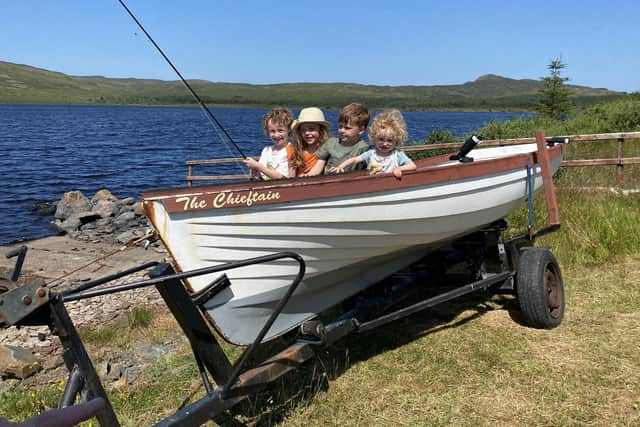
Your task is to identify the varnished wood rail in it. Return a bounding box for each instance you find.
[186,131,640,186]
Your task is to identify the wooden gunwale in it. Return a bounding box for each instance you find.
[142,145,562,215]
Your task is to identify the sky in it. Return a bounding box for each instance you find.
[2,1,638,93]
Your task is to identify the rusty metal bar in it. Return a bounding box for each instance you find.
[150,263,234,386]
[221,253,306,398]
[49,295,120,426]
[535,130,560,226]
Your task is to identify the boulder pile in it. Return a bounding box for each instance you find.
[48,189,150,244]
[0,189,168,387]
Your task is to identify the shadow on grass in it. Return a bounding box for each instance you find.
[220,284,523,426]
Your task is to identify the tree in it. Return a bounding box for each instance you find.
[536,59,572,119]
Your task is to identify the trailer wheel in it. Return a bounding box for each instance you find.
[516,248,564,329]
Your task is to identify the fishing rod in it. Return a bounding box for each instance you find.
[117,0,247,159]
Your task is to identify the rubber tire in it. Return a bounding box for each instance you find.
[516,248,564,329]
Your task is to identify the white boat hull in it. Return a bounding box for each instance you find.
[143,143,563,345]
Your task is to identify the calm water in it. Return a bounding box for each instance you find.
[0,104,532,244]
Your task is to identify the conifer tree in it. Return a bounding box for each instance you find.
[536,59,572,119]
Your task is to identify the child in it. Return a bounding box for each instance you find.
[244,107,293,180]
[330,110,416,178]
[307,102,370,175]
[287,107,330,177]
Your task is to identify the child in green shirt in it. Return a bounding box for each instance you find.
[306,103,371,176]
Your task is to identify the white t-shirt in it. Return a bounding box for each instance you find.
[258,145,290,179]
[360,149,412,174]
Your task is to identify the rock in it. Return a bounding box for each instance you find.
[115,230,137,245]
[92,199,119,218]
[78,211,102,225]
[55,191,91,220]
[96,360,110,377]
[93,189,117,203]
[43,354,64,371]
[134,341,168,363]
[58,216,82,234]
[133,203,144,215]
[0,377,20,394]
[107,363,125,381]
[118,197,136,206]
[115,211,136,223]
[42,187,151,245]
[31,201,57,217]
[124,365,142,386]
[0,344,41,379]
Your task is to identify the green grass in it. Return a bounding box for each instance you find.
[2,251,638,426]
[505,191,640,267]
[127,306,154,329]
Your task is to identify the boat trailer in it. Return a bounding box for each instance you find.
[0,224,564,426]
[0,134,567,426]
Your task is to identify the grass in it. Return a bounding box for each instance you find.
[275,257,640,426]
[1,196,639,426]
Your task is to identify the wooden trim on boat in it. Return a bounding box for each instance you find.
[142,145,563,214]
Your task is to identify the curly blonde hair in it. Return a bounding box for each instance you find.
[368,110,408,145]
[261,107,294,134]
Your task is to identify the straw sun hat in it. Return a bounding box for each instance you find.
[292,107,330,130]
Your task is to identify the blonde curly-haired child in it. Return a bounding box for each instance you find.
[330,109,416,178]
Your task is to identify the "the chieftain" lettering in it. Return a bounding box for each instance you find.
[212,190,281,208]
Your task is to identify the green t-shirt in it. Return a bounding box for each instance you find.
[316,137,369,174]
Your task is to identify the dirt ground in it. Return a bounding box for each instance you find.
[0,236,165,286]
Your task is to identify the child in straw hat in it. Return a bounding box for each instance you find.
[287,107,331,177]
[244,107,293,180]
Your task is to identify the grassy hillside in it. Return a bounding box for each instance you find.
[0,61,623,110]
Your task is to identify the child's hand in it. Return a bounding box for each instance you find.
[243,157,259,170]
[392,168,403,179]
[329,161,349,174]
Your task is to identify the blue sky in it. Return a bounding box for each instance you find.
[2,1,638,92]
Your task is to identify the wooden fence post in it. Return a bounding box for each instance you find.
[617,137,624,185]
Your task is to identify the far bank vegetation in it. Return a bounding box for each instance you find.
[0,61,623,111]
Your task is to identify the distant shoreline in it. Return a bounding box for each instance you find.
[0,102,533,113]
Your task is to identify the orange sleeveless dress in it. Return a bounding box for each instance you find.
[286,145,319,176]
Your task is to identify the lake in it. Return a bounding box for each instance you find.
[0,104,533,244]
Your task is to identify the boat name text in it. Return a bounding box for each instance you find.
[175,190,281,210]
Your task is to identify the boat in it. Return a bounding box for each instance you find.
[141,139,564,345]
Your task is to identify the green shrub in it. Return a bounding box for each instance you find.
[476,93,640,139]
[128,306,155,329]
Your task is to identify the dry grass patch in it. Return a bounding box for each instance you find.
[3,261,637,426]
[278,257,640,427]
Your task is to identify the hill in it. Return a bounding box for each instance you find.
[0,61,623,110]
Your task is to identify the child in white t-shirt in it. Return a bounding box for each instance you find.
[330,109,416,178]
[244,107,293,180]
